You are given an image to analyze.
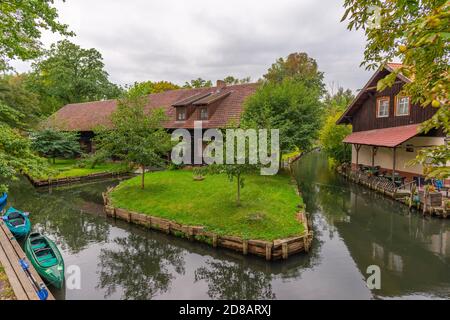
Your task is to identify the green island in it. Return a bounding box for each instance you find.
[109,170,304,241]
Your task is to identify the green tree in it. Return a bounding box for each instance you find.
[324,86,355,113]
[127,80,180,96]
[0,0,73,71]
[223,76,251,85]
[342,0,449,178]
[263,52,325,92]
[319,113,352,165]
[0,125,48,193]
[319,87,354,164]
[95,92,171,189]
[26,40,123,115]
[241,79,323,155]
[183,78,213,88]
[0,74,41,129]
[31,128,81,164]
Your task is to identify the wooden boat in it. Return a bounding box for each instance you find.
[1,207,31,238]
[25,232,65,289]
[0,193,7,212]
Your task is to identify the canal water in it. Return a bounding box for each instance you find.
[6,152,450,299]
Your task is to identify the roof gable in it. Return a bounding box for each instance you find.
[337,63,410,125]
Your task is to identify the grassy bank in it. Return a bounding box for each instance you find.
[35,159,128,180]
[110,170,304,241]
[0,265,14,300]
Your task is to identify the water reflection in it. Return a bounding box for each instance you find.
[8,178,112,254]
[98,233,185,300]
[195,259,275,299]
[3,154,449,300]
[292,152,450,299]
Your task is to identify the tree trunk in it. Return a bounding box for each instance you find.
[237,174,241,206]
[53,156,56,164]
[141,165,145,189]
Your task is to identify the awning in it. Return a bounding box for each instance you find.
[343,124,420,148]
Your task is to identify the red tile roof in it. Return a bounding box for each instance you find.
[386,62,403,70]
[343,124,420,147]
[51,83,258,131]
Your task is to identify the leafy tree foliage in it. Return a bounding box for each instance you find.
[319,87,354,164]
[323,86,355,113]
[127,80,180,96]
[0,0,73,71]
[241,79,323,154]
[263,52,325,92]
[26,40,123,115]
[0,74,41,129]
[183,78,213,88]
[319,113,352,165]
[342,0,449,178]
[223,76,251,85]
[95,92,172,189]
[0,125,48,193]
[31,128,81,163]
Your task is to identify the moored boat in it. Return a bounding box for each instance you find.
[1,207,31,238]
[25,232,65,289]
[0,193,7,212]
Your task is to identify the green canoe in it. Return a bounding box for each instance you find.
[25,232,65,289]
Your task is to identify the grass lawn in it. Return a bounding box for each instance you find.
[0,265,14,300]
[36,159,128,180]
[110,170,304,241]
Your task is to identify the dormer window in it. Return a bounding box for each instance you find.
[200,107,208,120]
[376,97,390,118]
[395,96,410,116]
[177,107,186,121]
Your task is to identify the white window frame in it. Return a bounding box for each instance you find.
[200,107,208,120]
[376,97,390,118]
[177,107,186,121]
[396,96,410,116]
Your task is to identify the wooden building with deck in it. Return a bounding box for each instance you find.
[337,63,447,183]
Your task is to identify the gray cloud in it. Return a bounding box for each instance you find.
[11,0,372,91]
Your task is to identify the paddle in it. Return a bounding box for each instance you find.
[19,258,49,300]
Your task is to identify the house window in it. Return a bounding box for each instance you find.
[200,107,208,120]
[177,107,186,121]
[396,96,410,116]
[376,97,390,118]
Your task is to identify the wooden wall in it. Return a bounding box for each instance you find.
[352,82,438,132]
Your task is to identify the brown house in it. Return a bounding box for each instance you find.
[51,81,258,153]
[337,63,447,181]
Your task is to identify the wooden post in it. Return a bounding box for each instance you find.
[282,242,288,259]
[371,146,378,167]
[392,147,396,182]
[212,234,218,248]
[242,240,248,255]
[265,243,272,261]
[355,144,362,170]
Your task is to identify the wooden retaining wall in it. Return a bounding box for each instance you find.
[0,221,54,300]
[27,171,130,187]
[102,187,313,261]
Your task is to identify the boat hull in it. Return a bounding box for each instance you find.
[2,207,31,238]
[25,233,65,289]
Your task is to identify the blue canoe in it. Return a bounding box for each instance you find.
[1,207,31,238]
[0,193,7,212]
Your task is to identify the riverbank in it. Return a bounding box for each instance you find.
[104,170,312,260]
[27,159,131,187]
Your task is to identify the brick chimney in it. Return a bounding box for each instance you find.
[216,80,226,91]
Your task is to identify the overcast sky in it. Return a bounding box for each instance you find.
[12,0,373,92]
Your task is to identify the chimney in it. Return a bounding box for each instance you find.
[216,80,226,91]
